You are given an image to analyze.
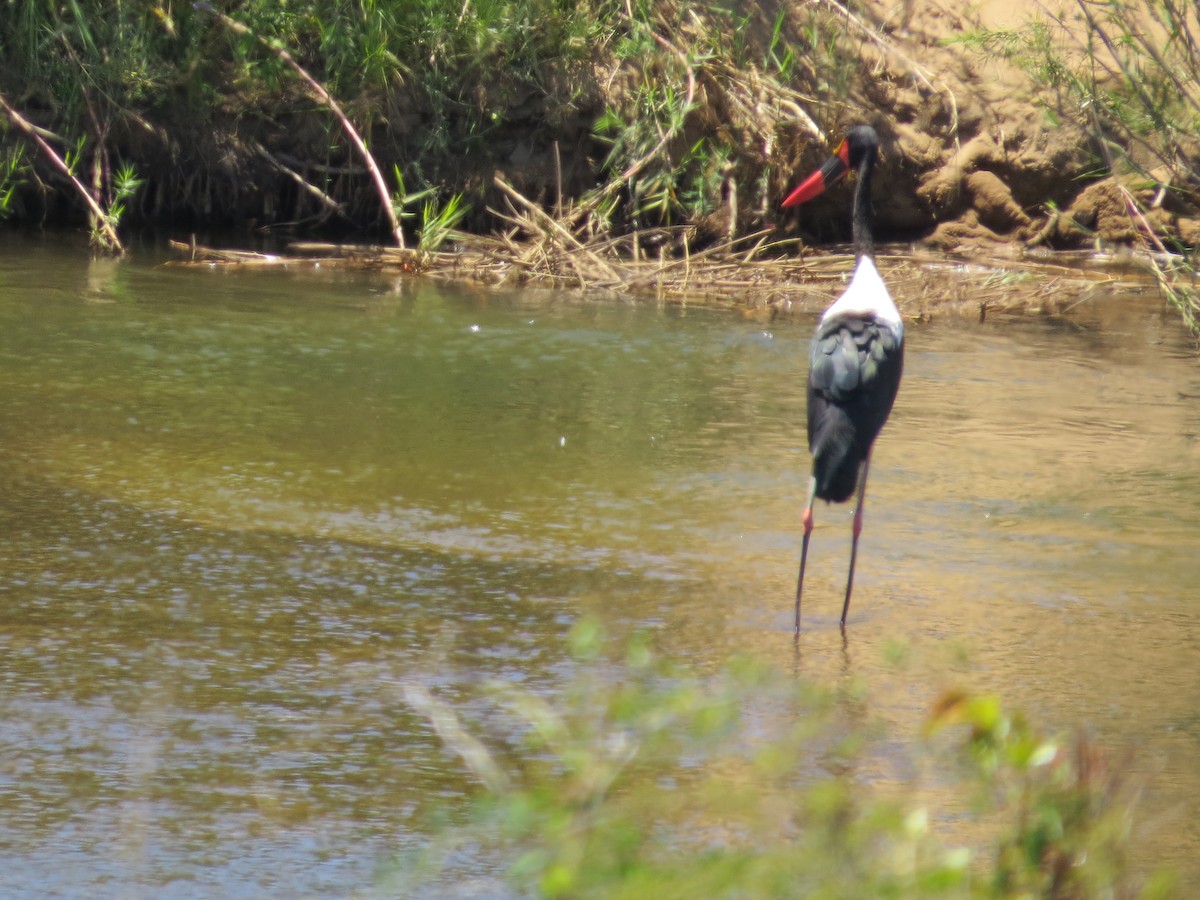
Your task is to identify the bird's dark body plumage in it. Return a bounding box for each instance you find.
[808,311,904,502]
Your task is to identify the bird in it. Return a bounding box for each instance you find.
[781,124,904,632]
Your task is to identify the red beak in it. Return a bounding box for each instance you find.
[781,138,851,208]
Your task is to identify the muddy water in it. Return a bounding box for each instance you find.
[0,237,1197,895]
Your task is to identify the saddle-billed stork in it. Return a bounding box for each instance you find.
[782,124,904,632]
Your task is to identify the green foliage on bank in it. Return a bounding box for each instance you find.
[0,1,851,241]
[395,620,1174,898]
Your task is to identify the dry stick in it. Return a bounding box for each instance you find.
[487,204,583,285]
[403,685,510,793]
[1119,183,1183,266]
[193,2,405,249]
[741,230,782,263]
[621,229,778,286]
[57,30,125,236]
[253,141,349,221]
[0,92,123,253]
[59,33,112,221]
[553,140,564,219]
[493,176,625,283]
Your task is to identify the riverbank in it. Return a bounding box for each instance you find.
[1,1,1198,327]
[0,2,1194,244]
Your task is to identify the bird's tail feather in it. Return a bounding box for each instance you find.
[811,407,861,503]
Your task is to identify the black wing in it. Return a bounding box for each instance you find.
[806,312,903,502]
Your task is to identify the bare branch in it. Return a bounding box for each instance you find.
[0,91,123,254]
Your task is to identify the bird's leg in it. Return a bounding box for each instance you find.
[795,475,817,635]
[840,454,871,627]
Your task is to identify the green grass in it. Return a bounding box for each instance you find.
[0,145,28,221]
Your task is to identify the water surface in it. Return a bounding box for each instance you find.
[0,237,1197,895]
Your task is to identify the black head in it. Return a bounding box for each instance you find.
[844,125,880,170]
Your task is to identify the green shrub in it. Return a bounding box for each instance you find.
[399,621,1172,898]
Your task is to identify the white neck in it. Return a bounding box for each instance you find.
[820,257,902,333]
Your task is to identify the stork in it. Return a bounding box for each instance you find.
[782,125,904,631]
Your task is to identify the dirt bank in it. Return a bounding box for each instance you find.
[778,0,1200,253]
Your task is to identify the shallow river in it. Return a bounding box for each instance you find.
[0,237,1197,896]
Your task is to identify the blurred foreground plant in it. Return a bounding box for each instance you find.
[397,621,1172,899]
[925,690,1175,899]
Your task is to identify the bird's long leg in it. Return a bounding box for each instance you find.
[795,475,818,635]
[840,454,872,627]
